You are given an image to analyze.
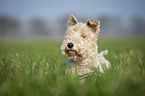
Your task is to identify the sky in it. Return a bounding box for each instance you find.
[0,0,145,21]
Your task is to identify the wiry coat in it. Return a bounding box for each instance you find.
[61,15,110,76]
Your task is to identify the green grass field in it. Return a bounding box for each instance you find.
[0,39,145,96]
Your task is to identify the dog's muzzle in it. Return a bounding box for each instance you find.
[65,48,82,61]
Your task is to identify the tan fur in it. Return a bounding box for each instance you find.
[61,15,110,76]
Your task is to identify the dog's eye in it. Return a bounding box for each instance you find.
[81,35,86,38]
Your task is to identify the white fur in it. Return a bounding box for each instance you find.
[61,17,110,76]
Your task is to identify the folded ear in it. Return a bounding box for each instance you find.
[86,19,100,34]
[67,15,78,28]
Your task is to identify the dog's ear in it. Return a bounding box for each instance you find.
[67,15,78,28]
[86,19,100,34]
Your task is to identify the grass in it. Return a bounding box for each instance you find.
[0,38,145,96]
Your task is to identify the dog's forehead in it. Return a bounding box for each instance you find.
[66,23,93,35]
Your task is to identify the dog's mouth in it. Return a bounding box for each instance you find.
[65,49,82,61]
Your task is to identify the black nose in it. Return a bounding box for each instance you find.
[67,43,74,49]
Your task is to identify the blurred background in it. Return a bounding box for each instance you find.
[0,0,145,40]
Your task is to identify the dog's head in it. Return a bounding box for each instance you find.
[61,15,100,61]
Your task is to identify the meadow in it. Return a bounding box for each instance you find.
[0,38,145,96]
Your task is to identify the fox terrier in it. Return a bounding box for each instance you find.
[61,15,110,76]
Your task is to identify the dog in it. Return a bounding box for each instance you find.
[61,15,110,77]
